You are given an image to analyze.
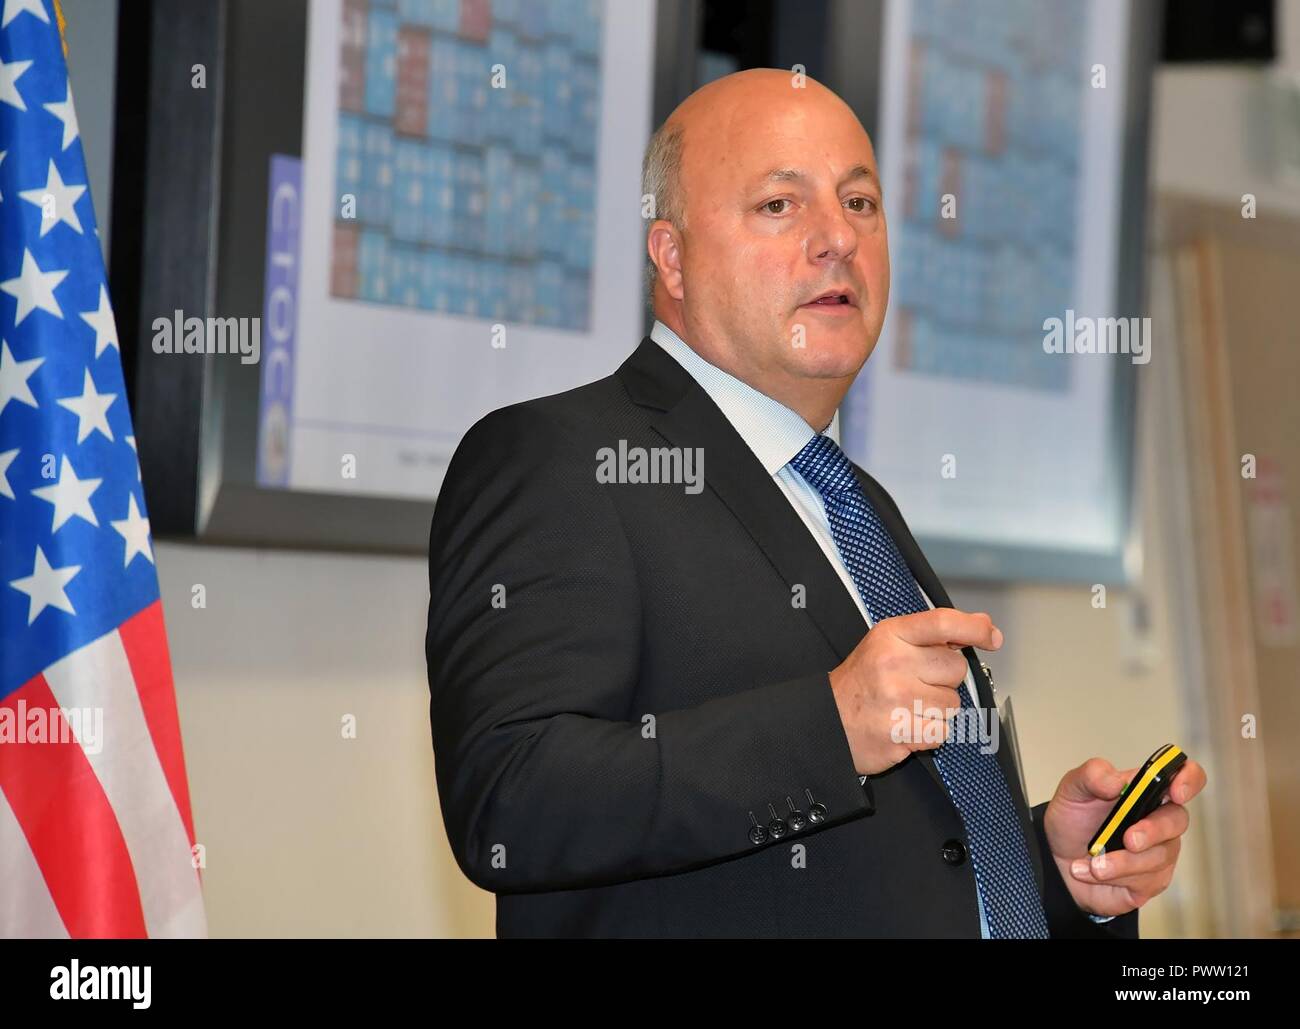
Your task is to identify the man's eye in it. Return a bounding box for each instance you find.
[845,196,878,213]
[762,198,790,214]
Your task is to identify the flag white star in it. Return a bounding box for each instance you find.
[0,248,67,324]
[56,368,115,443]
[43,82,79,151]
[9,545,81,625]
[1,0,50,28]
[112,494,154,567]
[0,447,16,499]
[0,338,43,415]
[31,455,100,532]
[18,159,86,236]
[0,55,31,112]
[80,284,118,357]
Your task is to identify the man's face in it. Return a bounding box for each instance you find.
[669,84,890,389]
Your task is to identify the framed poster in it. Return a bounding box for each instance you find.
[258,0,654,502]
[115,0,655,551]
[840,0,1159,583]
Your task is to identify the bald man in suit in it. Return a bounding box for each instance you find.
[426,69,1204,938]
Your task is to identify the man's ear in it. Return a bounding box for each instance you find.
[646,220,685,301]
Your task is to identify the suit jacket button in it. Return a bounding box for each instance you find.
[941,838,968,865]
[749,824,769,846]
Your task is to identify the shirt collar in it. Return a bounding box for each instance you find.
[649,320,840,476]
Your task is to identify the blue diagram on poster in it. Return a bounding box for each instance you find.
[331,0,603,332]
[889,0,1087,392]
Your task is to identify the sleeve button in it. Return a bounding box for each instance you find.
[766,803,789,839]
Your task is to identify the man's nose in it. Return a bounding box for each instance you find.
[805,202,857,264]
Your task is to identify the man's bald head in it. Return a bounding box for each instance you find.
[642,71,864,279]
[641,69,891,431]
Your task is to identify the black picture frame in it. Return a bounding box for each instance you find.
[111,0,1153,578]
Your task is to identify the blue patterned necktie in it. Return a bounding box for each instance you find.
[790,433,1050,938]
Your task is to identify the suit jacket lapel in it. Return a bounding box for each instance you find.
[619,339,868,664]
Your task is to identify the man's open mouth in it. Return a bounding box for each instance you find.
[799,289,858,308]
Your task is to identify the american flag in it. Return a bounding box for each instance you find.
[0,0,205,937]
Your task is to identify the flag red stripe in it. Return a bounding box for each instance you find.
[0,675,148,938]
[118,601,198,849]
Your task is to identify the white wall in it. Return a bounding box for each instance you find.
[157,543,493,937]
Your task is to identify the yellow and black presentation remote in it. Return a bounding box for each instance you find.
[1087,744,1188,857]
